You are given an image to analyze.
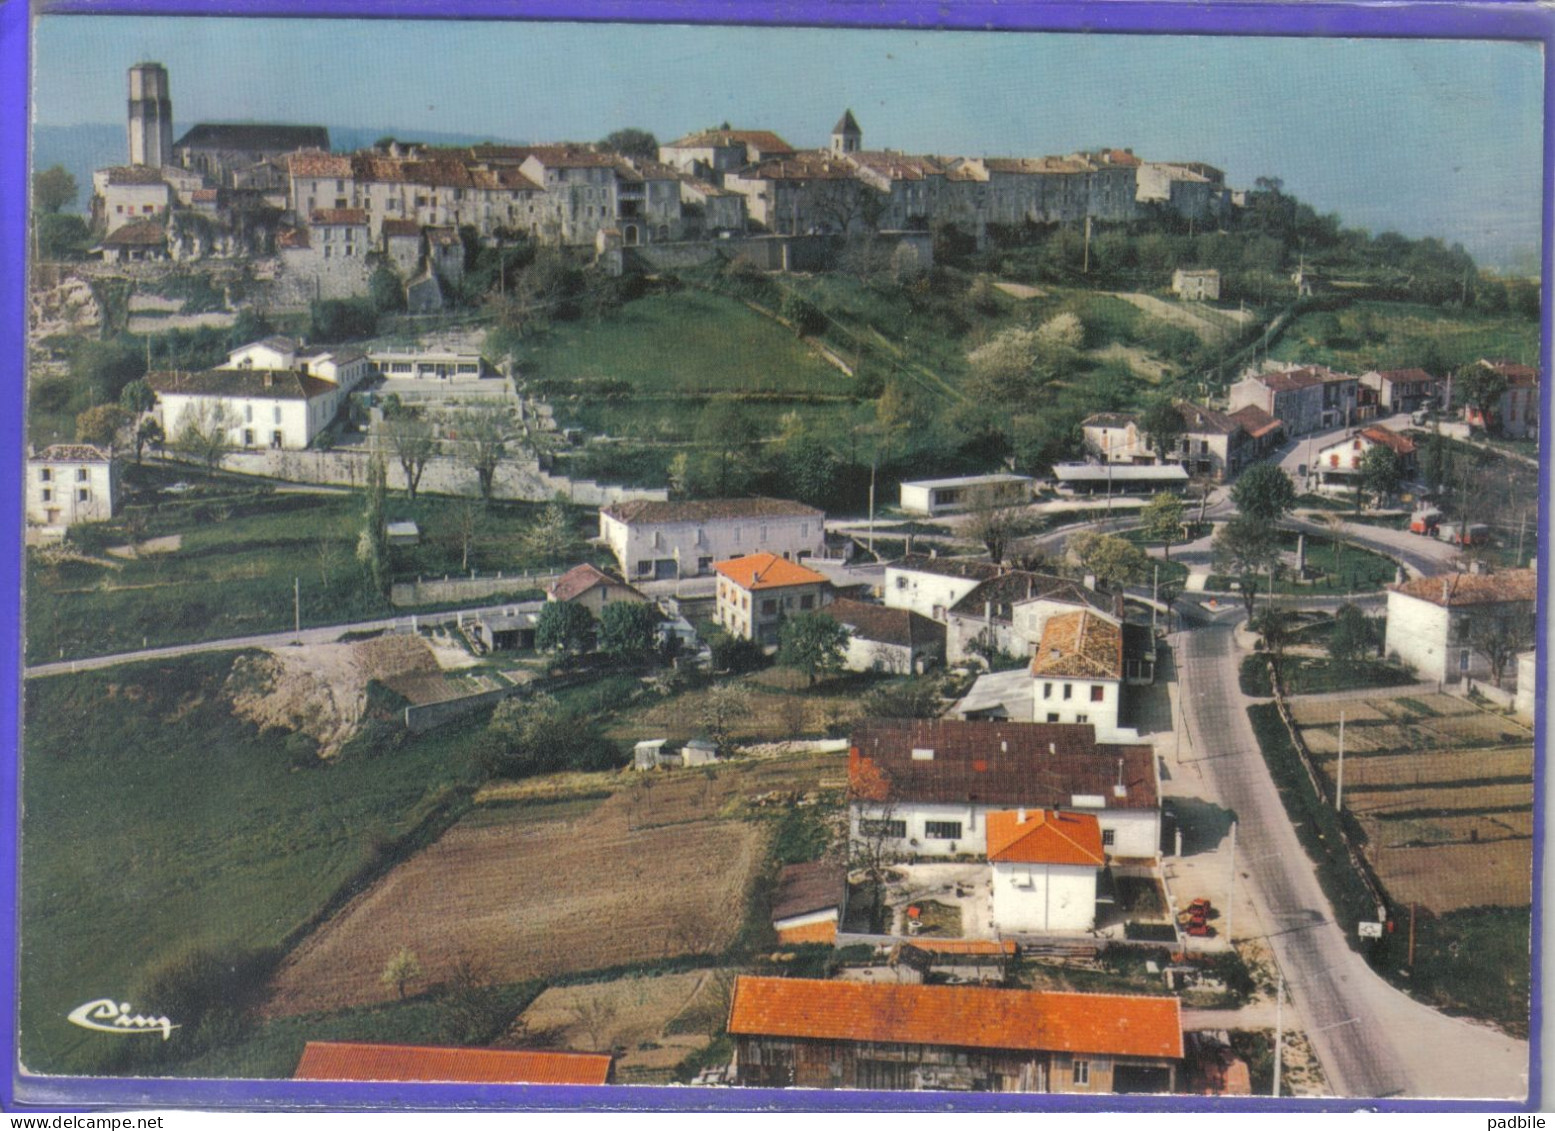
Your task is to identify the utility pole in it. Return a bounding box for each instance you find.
[1335,709,1346,811]
[1272,968,1284,1097]
[293,576,301,642]
[1408,902,1417,968]
[1152,563,1159,632]
[1082,215,1092,274]
[867,455,877,556]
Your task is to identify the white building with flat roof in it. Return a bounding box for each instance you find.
[899,473,1034,516]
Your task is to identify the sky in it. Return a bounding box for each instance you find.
[29,15,1548,272]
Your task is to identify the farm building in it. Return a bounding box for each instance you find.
[898,473,1034,517]
[292,1041,613,1085]
[771,860,847,944]
[467,607,540,652]
[547,562,648,615]
[848,718,1161,862]
[827,597,945,674]
[1052,462,1189,494]
[1170,268,1220,301]
[986,809,1105,933]
[726,977,1182,1093]
[1383,568,1537,686]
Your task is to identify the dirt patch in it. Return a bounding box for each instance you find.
[262,791,768,1017]
[107,534,182,559]
[225,634,440,756]
[1109,292,1234,342]
[992,281,1045,300]
[1094,342,1170,383]
[513,969,733,1083]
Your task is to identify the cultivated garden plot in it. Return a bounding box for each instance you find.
[263,793,767,1017]
[1312,747,1533,789]
[1345,782,1532,819]
[1362,843,1535,914]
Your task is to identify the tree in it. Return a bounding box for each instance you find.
[368,261,407,313]
[32,165,77,214]
[698,681,753,755]
[1472,620,1527,690]
[484,691,619,775]
[171,402,238,470]
[777,612,850,687]
[520,502,581,565]
[599,601,660,663]
[75,403,129,448]
[962,486,1031,565]
[1230,462,1298,524]
[35,213,92,260]
[1033,311,1085,377]
[380,947,423,1001]
[1456,363,1508,435]
[118,378,157,416]
[458,404,510,505]
[848,756,900,934]
[1067,529,1149,590]
[1212,516,1282,617]
[381,411,436,501]
[133,417,164,465]
[357,455,390,595]
[309,298,377,342]
[437,955,509,1046]
[1253,606,1294,684]
[966,327,1041,404]
[1357,444,1404,509]
[1140,493,1186,560]
[683,400,759,498]
[1328,603,1373,666]
[1139,398,1185,464]
[598,128,659,161]
[535,600,596,655]
[861,677,944,719]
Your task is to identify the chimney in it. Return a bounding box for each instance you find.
[1442,578,1451,603]
[263,372,273,388]
[1083,573,1097,591]
[1017,807,1027,824]
[1048,742,1056,755]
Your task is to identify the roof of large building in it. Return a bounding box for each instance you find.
[1367,367,1436,386]
[101,219,168,247]
[726,977,1182,1060]
[827,597,946,650]
[739,154,860,181]
[548,562,644,604]
[1082,412,1138,430]
[103,165,170,186]
[1390,569,1537,608]
[714,552,829,591]
[292,1041,612,1085]
[601,497,822,525]
[833,110,862,135]
[1249,365,1356,393]
[146,368,337,401]
[771,860,847,923]
[1175,402,1241,437]
[666,129,796,155]
[848,718,1157,811]
[380,218,423,239]
[1031,609,1124,680]
[287,150,354,178]
[175,123,330,153]
[310,208,368,227]
[987,808,1105,866]
[32,444,114,464]
[1478,358,1540,385]
[886,554,1005,584]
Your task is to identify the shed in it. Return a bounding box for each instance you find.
[634,738,669,771]
[772,861,847,944]
[386,521,421,547]
[681,737,719,766]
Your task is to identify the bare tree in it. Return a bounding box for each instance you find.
[171,402,239,471]
[698,681,753,755]
[458,404,511,505]
[961,485,1032,565]
[1472,619,1528,689]
[382,410,437,501]
[848,757,901,934]
[567,995,619,1052]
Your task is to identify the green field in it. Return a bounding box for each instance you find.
[1208,531,1398,596]
[27,472,600,662]
[518,289,850,396]
[18,653,485,1075]
[1271,300,1540,374]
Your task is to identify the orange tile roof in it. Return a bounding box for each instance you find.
[714,552,829,591]
[987,809,1105,866]
[1390,569,1537,608]
[1359,425,1416,456]
[287,150,353,178]
[1031,610,1123,680]
[293,1041,612,1085]
[727,977,1182,1061]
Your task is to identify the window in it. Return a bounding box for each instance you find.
[760,525,769,543]
[40,488,51,502]
[925,821,962,840]
[637,561,652,577]
[761,599,777,615]
[1091,685,1105,703]
[274,406,282,424]
[1047,713,1060,722]
[39,469,50,482]
[77,489,89,502]
[1063,684,1073,701]
[896,577,908,590]
[1073,1060,1090,1088]
[1075,714,1089,724]
[76,469,89,482]
[1043,682,1053,699]
[860,819,906,839]
[245,404,254,423]
[1101,829,1115,848]
[800,595,814,611]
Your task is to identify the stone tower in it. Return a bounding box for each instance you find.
[127,62,174,168]
[831,109,861,155]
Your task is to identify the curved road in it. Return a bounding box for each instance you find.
[1179,622,1530,1100]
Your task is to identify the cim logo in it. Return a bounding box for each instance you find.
[67,999,178,1040]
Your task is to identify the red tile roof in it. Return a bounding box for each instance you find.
[715,552,829,591]
[1359,425,1416,456]
[287,150,353,178]
[104,165,169,186]
[1253,366,1356,393]
[849,719,1157,812]
[548,562,643,604]
[102,219,167,246]
[1227,404,1282,439]
[34,444,113,464]
[727,977,1182,1061]
[381,219,422,239]
[1390,569,1537,608]
[147,368,337,401]
[987,809,1105,866]
[277,226,309,249]
[667,129,796,156]
[292,1041,612,1085]
[1030,610,1123,680]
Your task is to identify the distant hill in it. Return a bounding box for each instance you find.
[30,123,528,216]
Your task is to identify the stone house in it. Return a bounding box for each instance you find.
[546,562,648,616]
[827,597,945,675]
[727,977,1182,1093]
[1360,368,1440,415]
[599,497,825,582]
[26,444,121,531]
[714,553,832,646]
[1228,365,1360,436]
[1383,569,1537,686]
[98,219,169,263]
[91,166,173,234]
[1171,267,1221,301]
[657,128,797,184]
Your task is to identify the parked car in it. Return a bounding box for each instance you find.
[1409,508,1442,536]
[1437,522,1490,546]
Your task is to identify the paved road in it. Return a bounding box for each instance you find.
[1178,622,1530,1100]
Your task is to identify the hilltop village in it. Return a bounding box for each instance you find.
[18,59,1541,1098]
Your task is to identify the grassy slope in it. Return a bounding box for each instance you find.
[1272,301,1540,372]
[19,653,482,1075]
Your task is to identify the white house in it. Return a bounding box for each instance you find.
[987,809,1105,934]
[827,597,945,675]
[1311,426,1417,494]
[92,166,174,234]
[1031,610,1126,740]
[599,497,824,582]
[1383,569,1538,686]
[882,555,1003,622]
[945,571,1120,667]
[26,444,121,530]
[849,718,1161,863]
[899,473,1034,517]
